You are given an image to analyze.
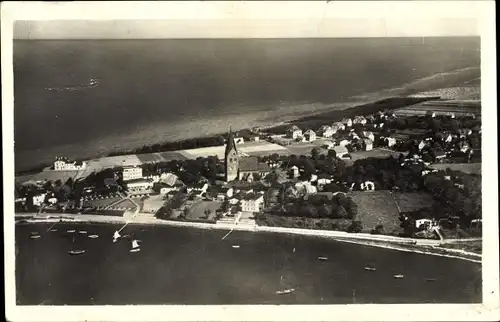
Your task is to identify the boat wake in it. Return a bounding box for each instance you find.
[45,78,99,92]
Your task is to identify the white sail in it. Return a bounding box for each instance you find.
[132,240,140,249]
[113,231,121,241]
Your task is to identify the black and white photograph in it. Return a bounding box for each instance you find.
[2,1,498,321]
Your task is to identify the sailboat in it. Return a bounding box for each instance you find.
[232,245,240,249]
[88,234,99,239]
[275,288,295,295]
[113,230,121,243]
[393,274,404,279]
[29,232,41,239]
[130,240,141,253]
[318,256,328,261]
[364,266,376,272]
[68,234,86,255]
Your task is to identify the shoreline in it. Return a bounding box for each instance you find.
[16,213,482,264]
[14,96,437,176]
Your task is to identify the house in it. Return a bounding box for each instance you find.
[318,125,334,138]
[360,181,375,191]
[331,122,345,131]
[187,182,209,196]
[208,186,234,201]
[341,118,353,127]
[53,157,87,171]
[349,132,360,140]
[333,145,350,159]
[459,141,470,153]
[32,193,46,207]
[434,151,447,161]
[287,125,302,139]
[470,219,482,229]
[353,116,367,125]
[415,218,434,229]
[126,178,154,193]
[289,165,300,178]
[458,128,472,138]
[418,140,427,150]
[238,157,271,182]
[322,141,335,150]
[310,174,318,182]
[363,138,373,151]
[240,193,265,213]
[234,137,245,145]
[122,166,143,182]
[303,129,316,142]
[294,181,317,195]
[362,131,375,142]
[386,137,397,147]
[317,175,333,186]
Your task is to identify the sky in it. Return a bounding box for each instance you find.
[8,1,483,39]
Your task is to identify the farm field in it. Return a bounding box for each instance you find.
[186,200,221,220]
[392,192,435,213]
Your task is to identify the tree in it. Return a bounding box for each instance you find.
[327,149,337,160]
[204,208,212,219]
[371,224,384,235]
[347,220,363,233]
[311,147,321,161]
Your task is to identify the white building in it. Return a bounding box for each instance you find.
[341,118,353,127]
[360,181,375,191]
[187,182,209,196]
[353,116,367,125]
[32,193,46,207]
[290,165,300,178]
[318,125,334,138]
[362,131,375,142]
[123,166,143,181]
[303,129,316,142]
[53,157,86,171]
[386,137,397,147]
[240,194,265,213]
[331,122,345,131]
[126,179,154,192]
[287,126,302,139]
[364,139,373,151]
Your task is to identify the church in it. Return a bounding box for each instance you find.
[224,128,271,182]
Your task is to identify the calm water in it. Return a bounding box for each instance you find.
[14,38,480,170]
[15,223,481,305]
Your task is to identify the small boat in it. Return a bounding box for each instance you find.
[30,234,41,239]
[130,240,141,252]
[50,229,58,232]
[67,229,76,233]
[394,274,404,279]
[79,230,88,234]
[113,231,121,242]
[276,288,295,295]
[364,267,376,271]
[425,278,437,282]
[293,248,296,253]
[318,256,328,261]
[88,235,99,239]
[232,245,240,249]
[68,250,86,255]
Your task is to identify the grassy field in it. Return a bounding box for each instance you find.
[349,149,402,162]
[142,194,166,214]
[429,163,481,175]
[348,190,402,234]
[392,192,434,212]
[16,170,84,186]
[186,200,221,220]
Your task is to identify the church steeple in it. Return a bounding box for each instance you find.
[224,126,239,182]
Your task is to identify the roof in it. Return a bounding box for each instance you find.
[289,125,301,132]
[239,157,271,172]
[159,173,179,186]
[362,131,373,137]
[319,125,332,131]
[225,128,238,156]
[304,129,315,135]
[242,192,264,201]
[126,178,152,185]
[333,145,348,154]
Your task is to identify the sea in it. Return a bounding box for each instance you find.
[16,223,481,305]
[13,37,481,171]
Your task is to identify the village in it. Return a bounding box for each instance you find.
[15,97,482,248]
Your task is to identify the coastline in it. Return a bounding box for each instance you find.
[16,212,482,264]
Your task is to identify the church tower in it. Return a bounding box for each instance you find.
[224,127,239,182]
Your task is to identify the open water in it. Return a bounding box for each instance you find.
[15,223,481,305]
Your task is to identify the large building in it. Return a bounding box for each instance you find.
[122,166,143,182]
[224,128,271,182]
